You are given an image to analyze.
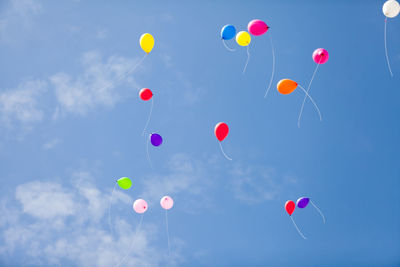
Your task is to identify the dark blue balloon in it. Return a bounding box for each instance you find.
[221,24,236,40]
[296,197,310,209]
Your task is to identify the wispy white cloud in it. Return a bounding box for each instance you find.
[0,0,43,43]
[0,79,46,127]
[42,138,61,149]
[50,50,141,116]
[229,164,298,205]
[0,171,179,266]
[141,153,215,213]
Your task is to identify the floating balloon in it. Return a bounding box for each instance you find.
[285,200,295,215]
[285,200,306,239]
[312,48,329,64]
[139,88,153,101]
[236,31,251,46]
[133,199,148,214]
[221,24,236,52]
[221,24,236,40]
[298,49,328,127]
[150,133,163,146]
[117,177,132,189]
[108,177,133,238]
[277,79,322,125]
[248,19,269,36]
[296,197,326,224]
[383,1,399,77]
[383,0,400,18]
[161,196,173,255]
[236,31,251,73]
[160,196,174,210]
[296,197,310,209]
[146,133,163,169]
[214,122,232,161]
[140,33,154,54]
[140,88,154,136]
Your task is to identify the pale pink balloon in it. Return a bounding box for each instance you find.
[312,48,329,64]
[133,199,148,214]
[160,196,174,210]
[247,19,269,36]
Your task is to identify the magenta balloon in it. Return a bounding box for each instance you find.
[133,199,148,214]
[248,19,269,36]
[312,48,329,64]
[160,196,174,210]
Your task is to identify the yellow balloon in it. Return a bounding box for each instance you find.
[140,33,154,53]
[236,31,251,47]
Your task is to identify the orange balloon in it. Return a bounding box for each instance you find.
[277,79,298,95]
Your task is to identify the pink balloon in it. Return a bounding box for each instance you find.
[312,48,329,64]
[133,199,148,214]
[248,19,269,36]
[160,196,174,210]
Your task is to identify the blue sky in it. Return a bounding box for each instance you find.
[0,0,399,266]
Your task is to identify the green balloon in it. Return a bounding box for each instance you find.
[117,177,132,189]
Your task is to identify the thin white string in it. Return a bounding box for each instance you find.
[142,97,154,136]
[242,45,250,74]
[222,39,236,52]
[115,214,144,267]
[146,134,153,170]
[264,33,276,98]
[310,200,326,224]
[298,60,321,128]
[100,54,147,93]
[165,209,171,256]
[298,85,322,123]
[290,216,306,240]
[107,182,117,237]
[384,18,394,77]
[218,141,232,161]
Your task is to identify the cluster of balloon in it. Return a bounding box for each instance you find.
[146,133,163,169]
[383,0,400,77]
[297,48,329,127]
[160,196,174,255]
[277,78,322,126]
[285,198,326,239]
[214,122,232,161]
[108,177,132,236]
[247,19,276,99]
[220,19,275,95]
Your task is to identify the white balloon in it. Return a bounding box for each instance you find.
[383,0,400,18]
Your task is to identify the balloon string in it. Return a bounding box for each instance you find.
[310,200,326,224]
[298,85,322,123]
[242,45,250,74]
[298,61,321,128]
[219,141,232,161]
[290,216,306,240]
[264,34,276,99]
[107,182,117,237]
[384,18,394,77]
[146,134,153,170]
[142,98,154,136]
[165,209,171,256]
[99,54,147,93]
[115,214,144,267]
[222,39,236,52]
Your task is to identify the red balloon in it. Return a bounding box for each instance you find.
[214,122,229,142]
[285,200,295,216]
[139,88,153,101]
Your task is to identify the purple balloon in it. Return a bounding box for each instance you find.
[150,133,163,147]
[296,197,310,209]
